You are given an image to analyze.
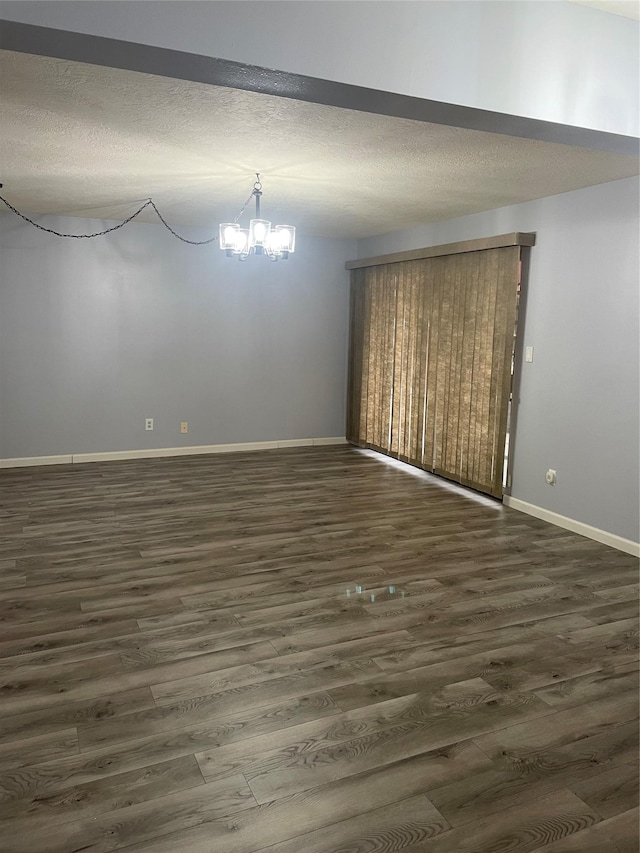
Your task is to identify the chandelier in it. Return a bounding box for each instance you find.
[219,174,295,261]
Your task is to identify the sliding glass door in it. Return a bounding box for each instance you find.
[347,239,527,498]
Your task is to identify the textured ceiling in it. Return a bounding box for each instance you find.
[0,50,638,239]
[568,0,640,20]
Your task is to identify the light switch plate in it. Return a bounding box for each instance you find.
[525,346,534,363]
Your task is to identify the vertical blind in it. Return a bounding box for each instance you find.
[347,240,527,498]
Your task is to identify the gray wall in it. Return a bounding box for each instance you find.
[359,177,640,544]
[2,181,638,545]
[1,0,637,136]
[0,214,354,456]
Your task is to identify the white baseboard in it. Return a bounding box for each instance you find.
[0,437,348,469]
[274,438,314,449]
[503,495,640,558]
[0,454,74,468]
[313,436,348,446]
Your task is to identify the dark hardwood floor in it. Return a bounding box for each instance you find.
[0,445,638,853]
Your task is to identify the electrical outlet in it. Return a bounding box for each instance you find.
[180,422,189,434]
[545,469,557,485]
[145,418,154,431]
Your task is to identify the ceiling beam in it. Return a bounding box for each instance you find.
[1,19,638,158]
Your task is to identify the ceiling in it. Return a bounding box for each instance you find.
[0,49,638,240]
[568,0,640,20]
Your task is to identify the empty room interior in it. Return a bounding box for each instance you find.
[0,1,639,851]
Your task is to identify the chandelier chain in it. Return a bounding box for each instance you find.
[233,190,257,224]
[0,195,218,245]
[0,174,285,250]
[146,200,217,245]
[233,174,262,224]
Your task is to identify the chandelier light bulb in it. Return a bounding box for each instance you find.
[275,225,295,254]
[219,223,240,255]
[249,218,271,252]
[233,229,250,258]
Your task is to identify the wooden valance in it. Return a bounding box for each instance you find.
[346,232,536,270]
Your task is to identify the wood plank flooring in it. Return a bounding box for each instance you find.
[0,445,638,853]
